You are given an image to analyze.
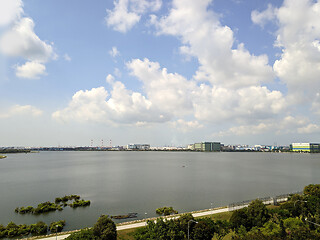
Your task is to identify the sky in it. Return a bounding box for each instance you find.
[0,0,319,147]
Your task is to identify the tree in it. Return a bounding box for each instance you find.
[192,218,215,240]
[303,184,320,198]
[259,222,281,238]
[230,208,249,230]
[247,200,270,228]
[92,215,117,240]
[214,220,229,240]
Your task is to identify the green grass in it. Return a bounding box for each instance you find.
[196,211,233,221]
[117,227,140,240]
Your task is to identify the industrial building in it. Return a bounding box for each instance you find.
[126,144,150,150]
[291,143,320,152]
[192,142,221,152]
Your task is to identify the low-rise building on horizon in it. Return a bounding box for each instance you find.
[192,142,221,152]
[291,143,320,152]
[126,144,150,150]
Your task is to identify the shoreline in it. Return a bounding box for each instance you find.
[25,197,288,240]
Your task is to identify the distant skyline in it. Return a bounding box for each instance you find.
[0,0,319,147]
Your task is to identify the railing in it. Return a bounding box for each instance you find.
[228,191,303,211]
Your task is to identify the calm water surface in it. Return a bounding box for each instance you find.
[0,151,319,231]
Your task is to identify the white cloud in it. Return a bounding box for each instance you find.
[153,0,274,89]
[106,0,162,33]
[0,104,42,119]
[0,0,23,26]
[171,119,203,132]
[192,84,286,123]
[127,58,196,117]
[257,0,320,102]
[52,80,169,125]
[64,54,71,61]
[106,74,115,84]
[109,46,120,57]
[298,124,320,134]
[0,17,54,62]
[217,115,310,137]
[56,58,286,128]
[15,61,46,79]
[0,2,56,80]
[251,4,277,27]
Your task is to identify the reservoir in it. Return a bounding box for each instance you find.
[0,151,319,231]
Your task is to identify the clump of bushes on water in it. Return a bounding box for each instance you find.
[0,220,65,239]
[15,194,90,214]
[156,206,178,216]
[15,201,63,214]
[69,199,91,208]
[55,195,80,204]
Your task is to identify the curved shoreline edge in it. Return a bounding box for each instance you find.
[23,197,288,240]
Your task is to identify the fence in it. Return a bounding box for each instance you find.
[228,191,303,211]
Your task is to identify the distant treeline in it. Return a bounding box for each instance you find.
[0,149,30,153]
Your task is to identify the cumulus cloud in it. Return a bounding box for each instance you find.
[106,0,162,33]
[251,4,277,27]
[0,0,23,26]
[0,104,42,119]
[127,58,196,117]
[0,3,56,79]
[217,115,310,137]
[15,61,46,79]
[252,0,320,105]
[192,85,286,123]
[52,79,169,125]
[298,124,320,134]
[0,17,54,62]
[152,0,274,89]
[55,58,286,129]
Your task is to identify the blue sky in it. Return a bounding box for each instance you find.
[0,0,319,147]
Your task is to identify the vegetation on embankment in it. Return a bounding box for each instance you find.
[15,195,90,215]
[132,183,320,240]
[0,220,65,239]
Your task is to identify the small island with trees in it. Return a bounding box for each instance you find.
[15,194,90,215]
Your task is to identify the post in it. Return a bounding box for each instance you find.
[145,212,147,226]
[188,220,198,240]
[56,225,58,240]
